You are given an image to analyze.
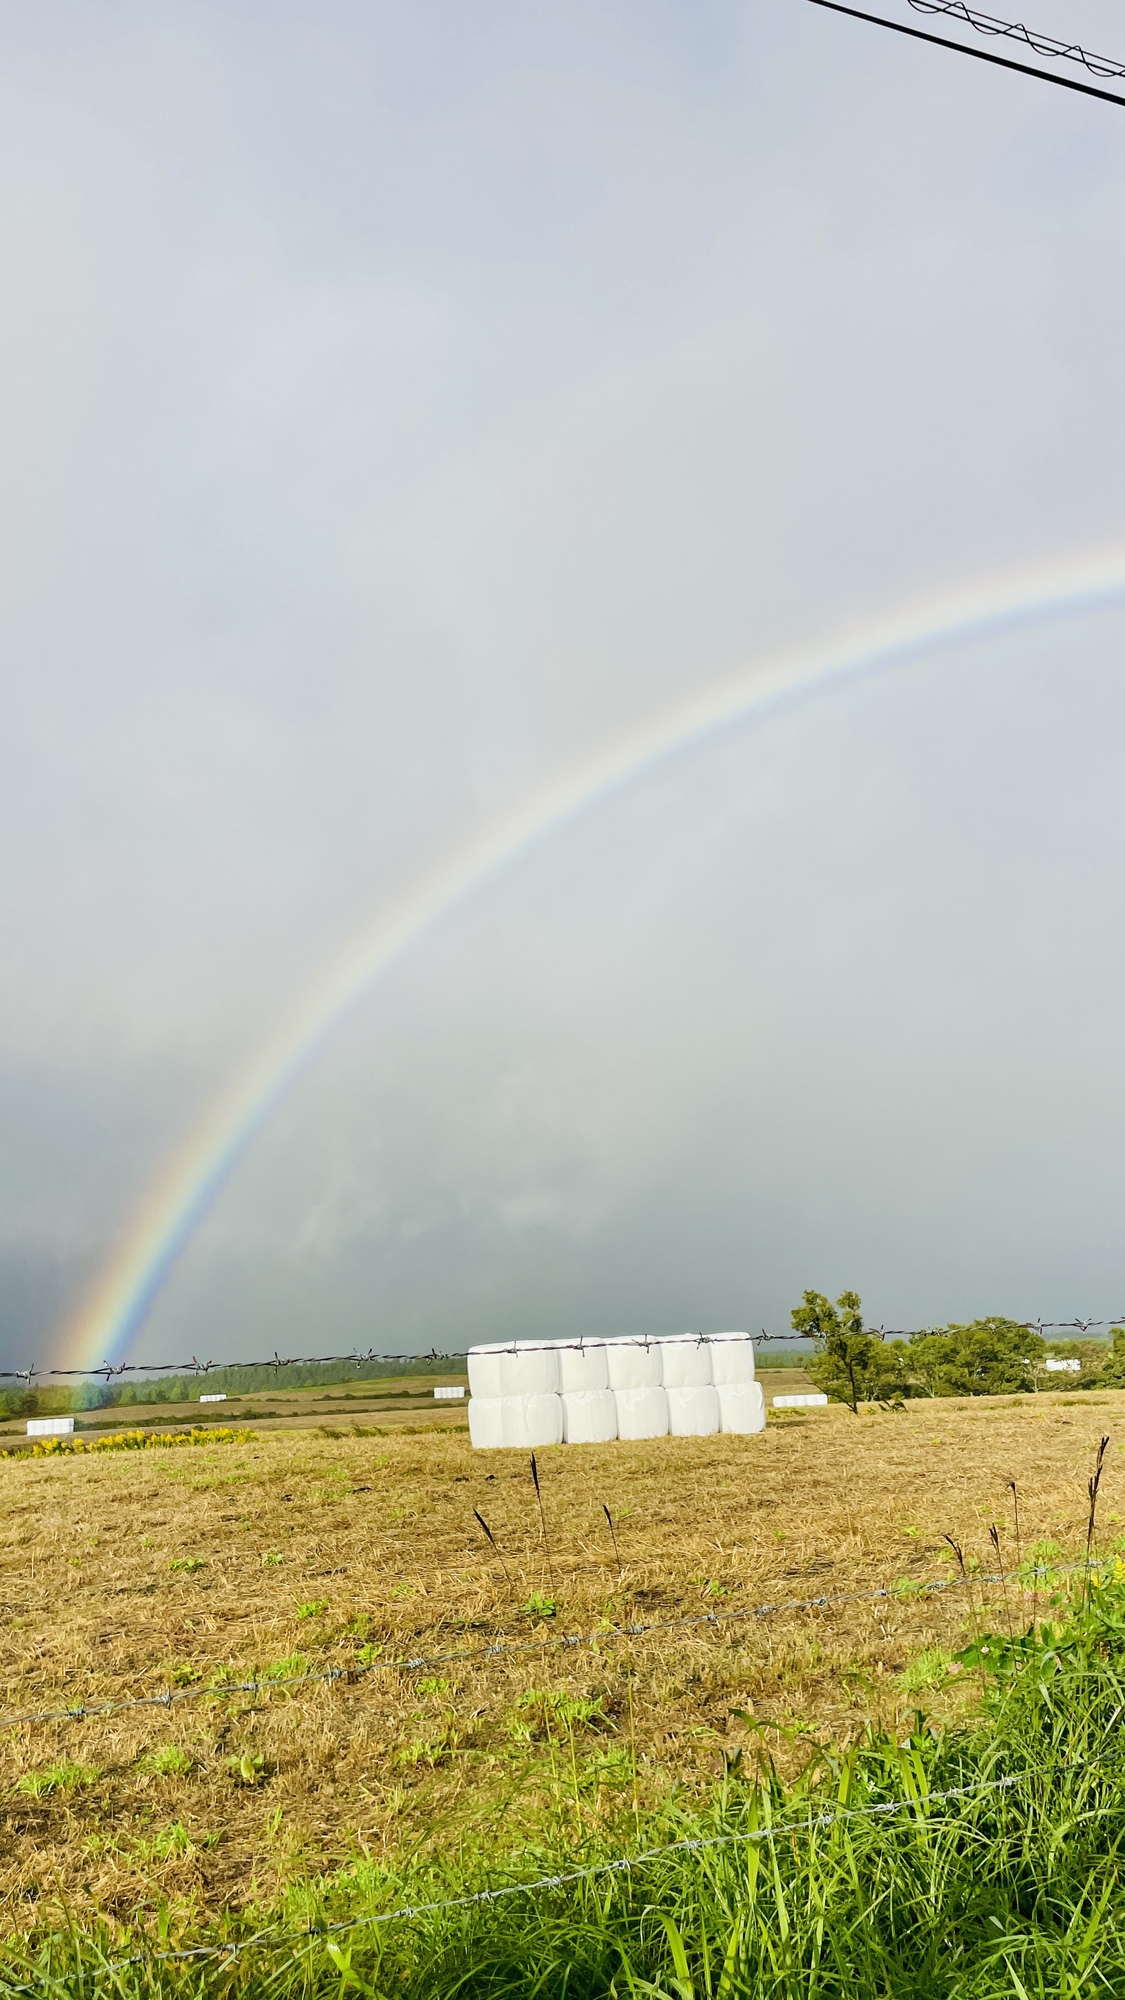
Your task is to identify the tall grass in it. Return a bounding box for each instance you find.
[8,1562,1125,1996]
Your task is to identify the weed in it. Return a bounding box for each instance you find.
[16,1761,102,1797]
[131,1822,194,1862]
[693,1577,732,1600]
[296,1600,328,1619]
[897,1648,956,1694]
[261,1552,285,1566]
[227,1752,268,1787]
[395,1726,459,1768]
[508,1688,610,1741]
[6,1427,255,1459]
[169,1557,206,1574]
[521,1590,557,1618]
[138,1746,193,1778]
[263,1653,310,1682]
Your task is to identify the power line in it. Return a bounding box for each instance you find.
[805,0,1125,107]
[905,0,1125,82]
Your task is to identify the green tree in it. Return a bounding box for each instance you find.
[905,1318,1043,1397]
[1096,1329,1125,1388]
[791,1289,907,1413]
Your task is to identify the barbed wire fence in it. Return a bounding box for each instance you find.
[1,1317,1122,1386]
[0,1556,1098,1738]
[5,1746,1113,1984]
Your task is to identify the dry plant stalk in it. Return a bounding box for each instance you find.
[1085,1434,1110,1592]
[473,1509,512,1592]
[530,1453,555,1590]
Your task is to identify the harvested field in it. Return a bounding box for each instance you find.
[0,1389,1121,1926]
[0,1374,472,1446]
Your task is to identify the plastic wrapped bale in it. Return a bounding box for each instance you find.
[468,1397,506,1449]
[708,1332,756,1385]
[613,1385,669,1439]
[658,1336,713,1389]
[605,1338,662,1391]
[555,1340,609,1395]
[498,1345,560,1397]
[666,1384,720,1435]
[467,1343,508,1400]
[717,1380,766,1433]
[562,1389,617,1443]
[501,1393,564,1449]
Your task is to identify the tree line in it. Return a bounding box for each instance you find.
[792,1289,1125,1412]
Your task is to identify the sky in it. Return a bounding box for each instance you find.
[3,0,1125,1368]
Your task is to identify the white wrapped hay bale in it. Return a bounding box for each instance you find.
[708,1332,756,1385]
[658,1335,713,1389]
[555,1340,608,1394]
[498,1345,560,1397]
[666,1384,720,1435]
[614,1385,669,1439]
[562,1389,617,1443]
[605,1338,662,1390]
[502,1393,564,1449]
[717,1380,766,1434]
[467,1397,506,1449]
[26,1417,74,1437]
[467,1342,508,1400]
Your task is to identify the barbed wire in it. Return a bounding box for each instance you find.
[1,1319,1121,1385]
[904,0,1125,80]
[0,1557,1091,1736]
[59,1749,1120,1980]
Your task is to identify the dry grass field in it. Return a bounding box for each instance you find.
[0,1374,474,1445]
[0,1387,1121,1929]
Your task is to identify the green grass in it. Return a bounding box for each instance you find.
[9,1566,1125,1995]
[13,1759,102,1799]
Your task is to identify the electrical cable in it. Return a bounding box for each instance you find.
[805,0,1125,106]
[905,0,1125,80]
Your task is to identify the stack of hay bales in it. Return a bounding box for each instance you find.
[467,1333,765,1448]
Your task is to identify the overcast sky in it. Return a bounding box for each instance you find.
[3,0,1125,1367]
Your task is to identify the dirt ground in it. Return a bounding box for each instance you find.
[0,1387,1119,1925]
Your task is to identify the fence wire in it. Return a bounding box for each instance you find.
[1,1316,1122,1383]
[0,1558,1088,1736]
[41,1748,1115,1981]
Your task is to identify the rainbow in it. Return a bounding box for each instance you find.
[56,545,1125,1372]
